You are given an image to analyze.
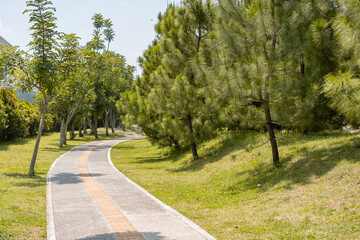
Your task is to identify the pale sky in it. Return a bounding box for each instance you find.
[0,0,181,75]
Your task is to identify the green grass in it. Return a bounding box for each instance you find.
[111,131,360,240]
[0,129,132,239]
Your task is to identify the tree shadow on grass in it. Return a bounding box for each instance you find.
[226,138,360,193]
[171,132,256,173]
[4,173,46,188]
[134,148,188,165]
[0,138,32,151]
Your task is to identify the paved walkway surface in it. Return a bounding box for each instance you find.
[47,135,216,240]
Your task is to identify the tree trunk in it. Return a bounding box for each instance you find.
[105,109,109,136]
[110,110,115,133]
[29,100,48,176]
[58,95,84,147]
[170,135,180,149]
[79,123,83,137]
[89,117,94,134]
[64,128,68,145]
[83,114,88,134]
[186,114,199,159]
[59,113,66,148]
[94,115,98,139]
[70,122,75,140]
[264,101,280,167]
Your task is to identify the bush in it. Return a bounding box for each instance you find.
[0,87,51,141]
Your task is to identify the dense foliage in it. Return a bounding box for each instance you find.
[0,87,51,141]
[120,0,359,166]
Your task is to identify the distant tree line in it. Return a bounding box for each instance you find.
[120,0,360,166]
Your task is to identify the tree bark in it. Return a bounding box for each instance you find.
[83,114,88,134]
[58,95,84,147]
[70,122,75,140]
[79,123,83,137]
[29,99,48,176]
[186,114,199,159]
[110,110,115,133]
[264,99,280,167]
[59,112,66,148]
[170,135,180,149]
[105,109,109,136]
[94,115,98,139]
[88,117,94,134]
[64,128,67,145]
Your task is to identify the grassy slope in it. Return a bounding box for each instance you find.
[0,129,131,239]
[111,131,360,240]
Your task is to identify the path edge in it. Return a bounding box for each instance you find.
[107,136,217,240]
[46,144,90,240]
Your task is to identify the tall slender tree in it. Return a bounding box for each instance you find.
[22,0,59,175]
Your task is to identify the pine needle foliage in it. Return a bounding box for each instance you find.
[213,0,338,166]
[323,0,360,125]
[148,0,217,159]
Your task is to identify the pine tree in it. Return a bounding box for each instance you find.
[148,1,216,159]
[323,0,360,125]
[215,0,338,166]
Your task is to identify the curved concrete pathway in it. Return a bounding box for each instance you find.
[47,135,216,240]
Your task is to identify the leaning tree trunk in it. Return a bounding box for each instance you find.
[264,24,280,167]
[186,114,199,159]
[264,102,279,167]
[264,75,280,167]
[29,99,49,176]
[105,109,109,136]
[58,95,84,147]
[59,112,66,148]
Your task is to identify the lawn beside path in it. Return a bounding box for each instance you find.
[111,131,360,240]
[0,129,132,239]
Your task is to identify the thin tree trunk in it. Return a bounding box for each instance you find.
[110,110,115,133]
[83,114,88,134]
[170,135,180,149]
[70,122,75,140]
[263,80,280,167]
[64,128,68,145]
[94,115,98,139]
[105,109,109,136]
[58,95,84,147]
[264,103,279,167]
[79,123,83,137]
[88,117,94,134]
[59,112,66,148]
[29,100,48,176]
[186,114,198,159]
